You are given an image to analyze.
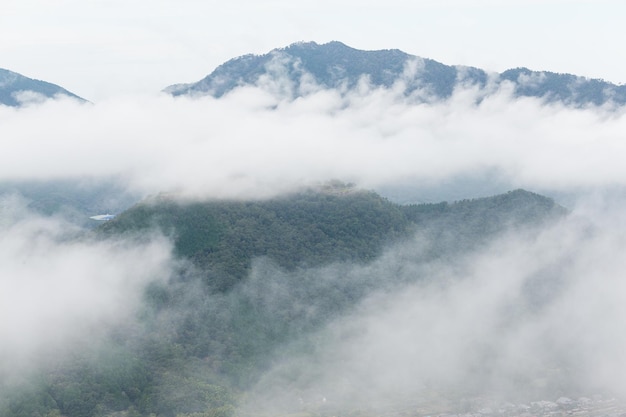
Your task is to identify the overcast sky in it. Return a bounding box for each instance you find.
[1,0,625,101]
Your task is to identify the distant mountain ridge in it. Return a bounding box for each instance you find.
[0,68,84,106]
[165,41,626,106]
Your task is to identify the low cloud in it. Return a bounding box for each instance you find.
[0,194,173,378]
[242,200,626,412]
[1,81,626,201]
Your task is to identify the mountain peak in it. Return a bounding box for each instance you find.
[0,68,85,107]
[164,41,626,107]
[165,41,417,98]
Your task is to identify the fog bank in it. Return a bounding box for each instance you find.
[1,83,626,202]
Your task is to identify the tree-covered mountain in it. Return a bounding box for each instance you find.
[0,186,567,417]
[165,41,626,107]
[98,184,410,291]
[0,68,85,106]
[99,186,564,291]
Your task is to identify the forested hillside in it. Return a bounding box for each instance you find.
[165,41,626,107]
[0,187,566,417]
[99,185,410,290]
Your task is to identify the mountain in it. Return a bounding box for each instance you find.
[99,186,564,291]
[0,187,569,417]
[99,184,412,290]
[165,41,626,107]
[164,41,483,99]
[0,68,85,106]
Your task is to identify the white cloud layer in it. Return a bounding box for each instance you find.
[1,85,625,201]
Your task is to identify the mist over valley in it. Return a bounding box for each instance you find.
[2,42,626,417]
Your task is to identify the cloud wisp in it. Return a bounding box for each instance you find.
[0,194,173,379]
[241,202,626,412]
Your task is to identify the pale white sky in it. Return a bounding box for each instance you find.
[1,0,625,101]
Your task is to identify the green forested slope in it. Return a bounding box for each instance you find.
[99,186,410,290]
[0,187,566,417]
